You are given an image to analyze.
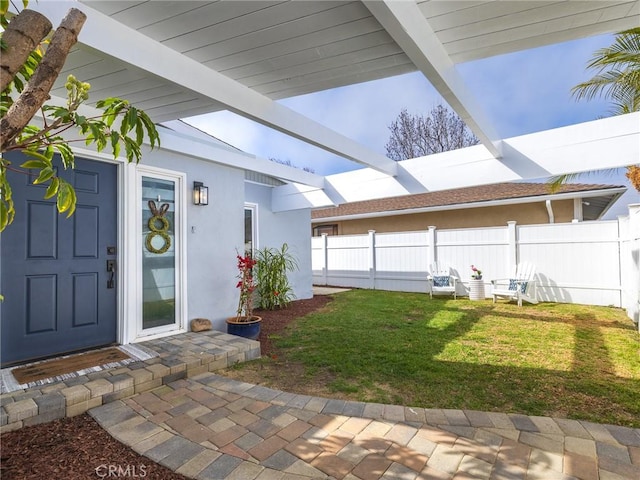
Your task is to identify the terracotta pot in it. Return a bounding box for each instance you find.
[226,315,262,340]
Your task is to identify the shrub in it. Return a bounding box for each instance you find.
[255,243,298,310]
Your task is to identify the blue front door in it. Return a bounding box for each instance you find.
[1,153,118,366]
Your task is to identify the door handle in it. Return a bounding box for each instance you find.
[106,260,116,289]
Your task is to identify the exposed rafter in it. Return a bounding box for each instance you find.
[364,0,503,158]
[27,1,398,177]
[272,113,640,211]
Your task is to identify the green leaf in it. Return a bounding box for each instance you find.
[102,99,128,127]
[55,144,74,169]
[33,167,55,185]
[44,177,60,199]
[21,150,53,166]
[0,170,14,232]
[139,112,160,149]
[119,114,129,136]
[123,106,138,135]
[123,136,141,163]
[135,119,144,145]
[13,75,23,91]
[56,180,76,217]
[0,201,8,232]
[19,159,49,169]
[110,131,121,158]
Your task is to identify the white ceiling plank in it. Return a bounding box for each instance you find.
[95,1,207,31]
[448,17,640,63]
[85,0,149,17]
[190,4,374,65]
[161,2,339,52]
[138,2,286,43]
[238,43,404,89]
[365,0,503,159]
[444,3,640,61]
[30,1,398,176]
[433,1,630,40]
[217,28,393,80]
[261,62,417,100]
[254,53,413,97]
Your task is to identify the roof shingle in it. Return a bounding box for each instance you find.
[312,182,624,219]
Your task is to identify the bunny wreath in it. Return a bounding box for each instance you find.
[145,200,171,254]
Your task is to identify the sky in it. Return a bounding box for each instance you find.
[186,32,639,220]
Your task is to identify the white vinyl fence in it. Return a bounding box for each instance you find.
[312,205,640,326]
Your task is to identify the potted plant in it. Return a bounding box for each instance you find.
[226,253,262,340]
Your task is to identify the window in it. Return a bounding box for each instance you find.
[244,204,257,256]
[313,224,338,236]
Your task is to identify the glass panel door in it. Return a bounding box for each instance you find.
[141,177,176,330]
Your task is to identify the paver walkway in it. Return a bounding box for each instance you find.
[91,373,640,480]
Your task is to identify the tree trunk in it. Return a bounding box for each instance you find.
[0,9,52,93]
[0,8,86,152]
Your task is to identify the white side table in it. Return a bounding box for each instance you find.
[469,279,485,300]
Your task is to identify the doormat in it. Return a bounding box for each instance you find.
[1,344,159,394]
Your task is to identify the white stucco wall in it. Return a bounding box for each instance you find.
[139,151,245,332]
[137,154,313,335]
[245,182,313,303]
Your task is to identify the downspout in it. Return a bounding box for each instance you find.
[545,200,555,224]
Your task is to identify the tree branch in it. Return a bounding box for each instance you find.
[0,8,86,151]
[0,9,52,92]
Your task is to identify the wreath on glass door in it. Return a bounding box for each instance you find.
[145,200,171,254]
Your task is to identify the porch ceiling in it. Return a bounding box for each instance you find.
[19,1,640,191]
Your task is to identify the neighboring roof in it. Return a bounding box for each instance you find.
[312,183,627,221]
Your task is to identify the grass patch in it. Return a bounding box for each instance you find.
[240,289,640,427]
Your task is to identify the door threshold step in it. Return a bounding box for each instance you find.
[0,330,260,432]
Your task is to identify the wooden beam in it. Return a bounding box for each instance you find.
[364,0,503,158]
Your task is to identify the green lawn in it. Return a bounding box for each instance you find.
[251,289,640,427]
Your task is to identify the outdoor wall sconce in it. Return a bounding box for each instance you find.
[193,181,209,206]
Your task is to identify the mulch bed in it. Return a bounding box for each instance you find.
[254,294,332,357]
[0,295,332,480]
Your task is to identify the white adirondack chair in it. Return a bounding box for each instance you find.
[491,262,538,307]
[427,263,458,299]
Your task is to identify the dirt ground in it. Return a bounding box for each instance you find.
[0,295,332,480]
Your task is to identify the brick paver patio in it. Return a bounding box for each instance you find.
[93,372,639,479]
[2,328,638,479]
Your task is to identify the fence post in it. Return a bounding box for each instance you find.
[507,221,517,270]
[428,226,436,266]
[368,230,376,289]
[624,204,640,328]
[320,233,328,286]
